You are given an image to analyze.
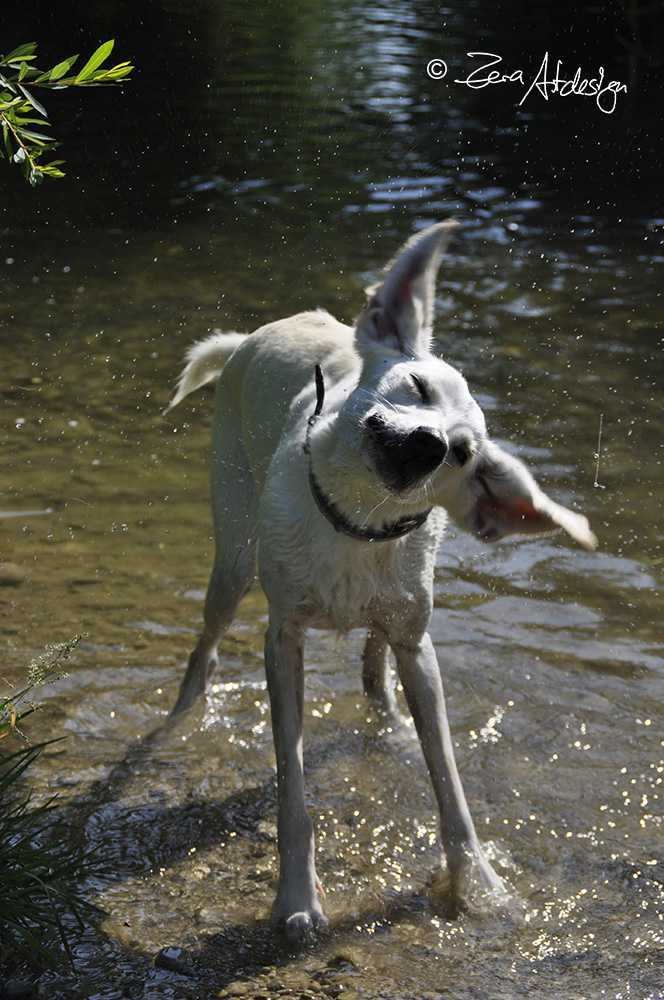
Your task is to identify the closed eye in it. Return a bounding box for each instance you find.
[410,372,431,404]
[451,440,473,466]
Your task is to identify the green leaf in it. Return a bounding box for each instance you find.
[0,71,17,93]
[2,121,12,160]
[75,39,114,83]
[2,42,37,63]
[48,55,79,81]
[10,115,50,126]
[15,127,54,144]
[41,164,65,178]
[103,62,133,81]
[18,61,30,82]
[17,84,48,118]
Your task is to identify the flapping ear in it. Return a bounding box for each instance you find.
[355,220,458,358]
[443,440,598,550]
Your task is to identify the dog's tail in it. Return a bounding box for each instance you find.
[164,331,247,413]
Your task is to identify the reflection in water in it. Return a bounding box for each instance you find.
[1,2,663,997]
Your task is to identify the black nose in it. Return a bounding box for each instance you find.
[367,414,448,491]
[403,428,448,473]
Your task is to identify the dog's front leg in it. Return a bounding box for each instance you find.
[393,633,508,907]
[264,624,326,940]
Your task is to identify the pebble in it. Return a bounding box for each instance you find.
[220,983,249,997]
[154,945,196,976]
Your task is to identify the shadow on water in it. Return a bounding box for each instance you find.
[50,714,474,994]
[65,716,278,859]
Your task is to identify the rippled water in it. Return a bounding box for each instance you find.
[2,3,663,998]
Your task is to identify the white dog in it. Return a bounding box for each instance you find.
[165,221,596,940]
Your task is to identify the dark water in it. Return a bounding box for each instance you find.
[1,3,663,998]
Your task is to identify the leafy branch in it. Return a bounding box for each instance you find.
[0,39,132,186]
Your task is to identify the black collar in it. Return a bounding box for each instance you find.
[303,365,432,543]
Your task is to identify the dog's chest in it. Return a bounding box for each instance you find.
[295,531,434,633]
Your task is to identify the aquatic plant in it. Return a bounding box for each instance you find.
[0,637,100,967]
[0,39,132,185]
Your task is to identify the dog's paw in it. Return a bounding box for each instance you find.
[271,868,328,942]
[282,909,329,944]
[430,850,523,921]
[270,900,329,944]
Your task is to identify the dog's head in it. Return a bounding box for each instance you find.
[347,221,597,550]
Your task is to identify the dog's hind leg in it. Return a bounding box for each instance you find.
[362,630,400,717]
[170,395,259,717]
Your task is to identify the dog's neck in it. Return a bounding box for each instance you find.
[304,365,432,543]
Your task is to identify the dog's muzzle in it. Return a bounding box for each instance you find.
[304,367,432,542]
[366,414,448,493]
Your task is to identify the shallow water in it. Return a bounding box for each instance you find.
[2,3,664,998]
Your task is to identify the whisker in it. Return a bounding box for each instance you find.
[355,386,400,414]
[366,495,393,522]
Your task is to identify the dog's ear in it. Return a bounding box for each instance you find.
[443,440,598,550]
[355,220,458,357]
